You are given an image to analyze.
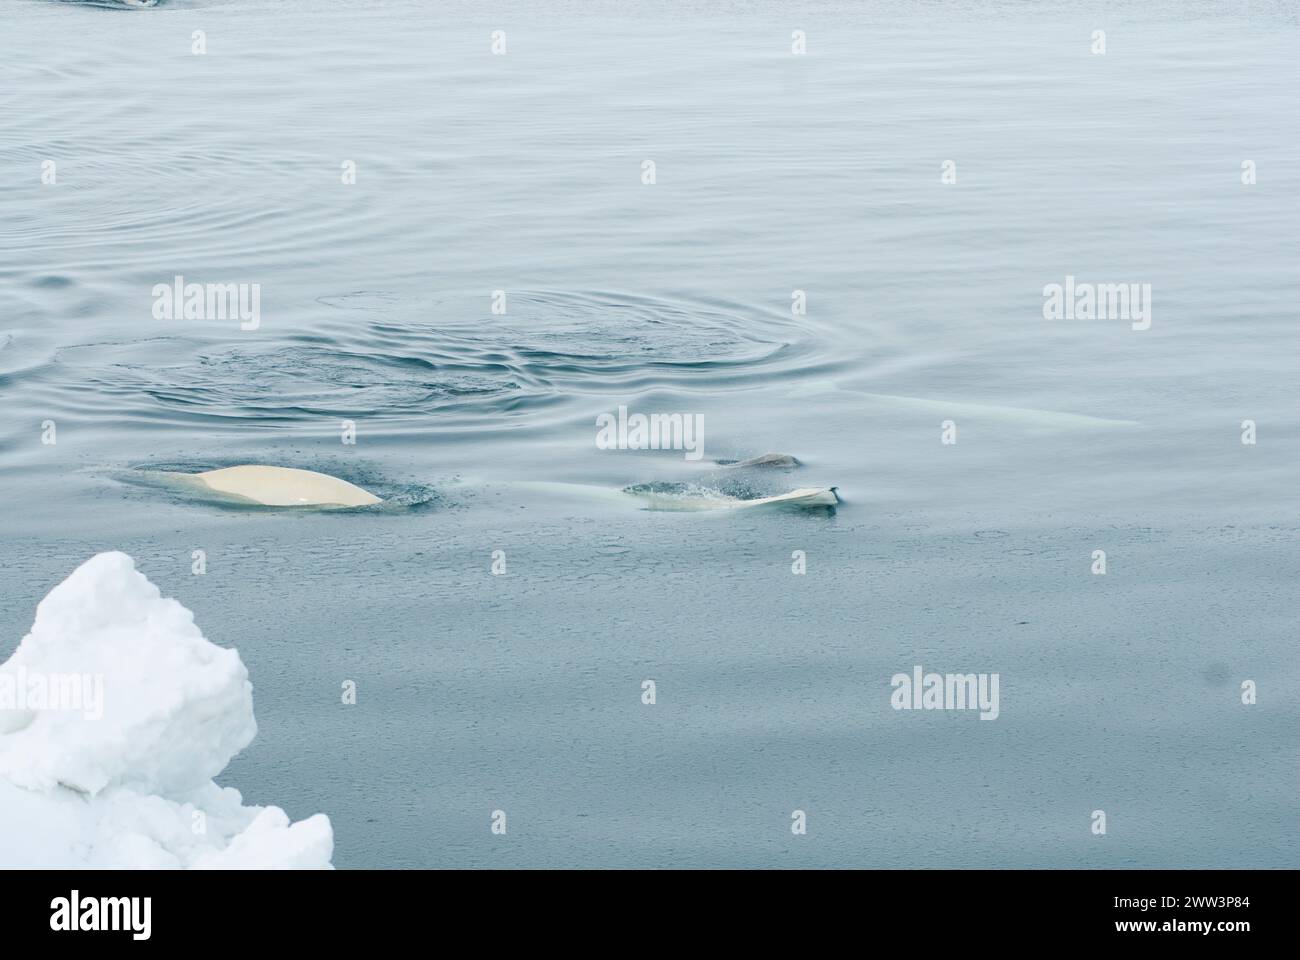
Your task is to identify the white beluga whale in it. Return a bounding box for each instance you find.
[491,480,839,512]
[542,448,837,510]
[621,484,837,511]
[178,465,382,508]
[735,486,836,507]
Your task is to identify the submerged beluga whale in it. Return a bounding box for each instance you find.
[624,485,838,510]
[505,452,838,512]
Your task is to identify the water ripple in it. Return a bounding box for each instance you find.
[24,290,834,428]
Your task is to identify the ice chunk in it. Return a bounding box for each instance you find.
[0,553,332,869]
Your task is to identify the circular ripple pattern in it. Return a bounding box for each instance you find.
[41,290,822,426]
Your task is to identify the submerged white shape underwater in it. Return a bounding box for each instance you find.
[729,486,838,508]
[621,484,839,511]
[500,480,840,512]
[0,552,333,868]
[188,464,382,508]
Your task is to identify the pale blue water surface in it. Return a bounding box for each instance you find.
[1,0,1297,867]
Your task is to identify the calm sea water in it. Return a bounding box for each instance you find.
[1,0,1296,867]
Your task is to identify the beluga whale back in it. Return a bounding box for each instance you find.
[183,465,382,508]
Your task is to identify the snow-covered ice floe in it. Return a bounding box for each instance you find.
[0,552,332,868]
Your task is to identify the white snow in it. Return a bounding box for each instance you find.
[0,552,332,868]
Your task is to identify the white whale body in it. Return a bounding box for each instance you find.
[731,486,838,507]
[472,480,839,512]
[624,485,839,511]
[181,465,382,508]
